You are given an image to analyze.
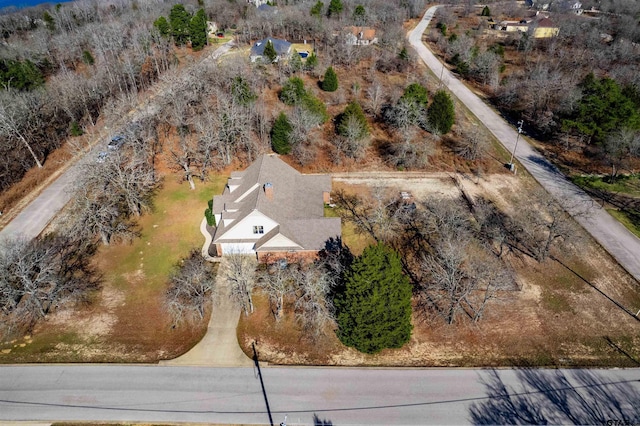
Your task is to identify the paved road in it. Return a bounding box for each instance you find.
[408,6,640,282]
[0,41,235,244]
[0,365,638,424]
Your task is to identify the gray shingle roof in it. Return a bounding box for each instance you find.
[212,154,340,251]
[250,37,292,57]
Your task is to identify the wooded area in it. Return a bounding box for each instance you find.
[1,0,638,365]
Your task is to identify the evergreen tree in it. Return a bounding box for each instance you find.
[321,66,338,92]
[427,90,455,135]
[169,4,191,46]
[82,50,95,65]
[338,101,369,139]
[263,40,278,63]
[481,5,491,16]
[290,50,303,72]
[271,112,293,154]
[353,4,366,24]
[327,0,343,17]
[42,11,55,31]
[231,76,257,106]
[310,1,324,18]
[302,93,329,123]
[189,9,208,51]
[0,59,44,91]
[398,47,409,62]
[401,83,429,107]
[279,76,306,105]
[334,243,413,354]
[153,16,170,37]
[305,52,318,71]
[563,73,640,144]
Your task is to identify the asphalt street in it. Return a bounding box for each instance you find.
[0,365,638,425]
[408,6,640,282]
[0,41,234,244]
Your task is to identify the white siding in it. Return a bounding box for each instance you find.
[220,243,255,255]
[260,233,301,249]
[219,210,278,240]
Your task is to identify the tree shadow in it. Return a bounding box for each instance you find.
[551,255,640,323]
[522,154,564,177]
[469,369,640,424]
[313,413,334,425]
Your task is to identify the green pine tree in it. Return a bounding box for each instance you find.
[310,1,324,18]
[153,16,170,37]
[338,101,369,140]
[563,73,640,144]
[481,5,491,16]
[189,9,208,51]
[271,112,293,154]
[231,76,257,106]
[279,76,306,105]
[42,11,55,31]
[334,243,413,354]
[353,4,366,24]
[263,40,278,63]
[321,66,338,92]
[327,0,343,18]
[427,90,455,135]
[169,4,191,46]
[305,52,318,71]
[401,83,429,107]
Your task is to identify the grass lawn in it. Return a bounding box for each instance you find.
[325,205,375,255]
[607,208,640,238]
[0,173,228,363]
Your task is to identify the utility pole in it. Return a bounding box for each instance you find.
[508,120,524,173]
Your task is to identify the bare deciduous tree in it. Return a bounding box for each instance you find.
[165,249,217,325]
[223,253,257,316]
[292,262,336,336]
[0,235,100,338]
[258,263,294,321]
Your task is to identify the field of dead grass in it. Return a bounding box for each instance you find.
[239,175,640,368]
[0,169,228,363]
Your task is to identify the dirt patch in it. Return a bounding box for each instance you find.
[240,172,640,368]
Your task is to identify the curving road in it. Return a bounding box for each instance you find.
[408,6,640,282]
[0,365,639,424]
[0,41,235,245]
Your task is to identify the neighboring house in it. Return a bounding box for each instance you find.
[530,17,560,37]
[494,16,559,38]
[250,37,292,62]
[247,0,269,7]
[257,3,278,14]
[344,26,378,46]
[210,154,341,261]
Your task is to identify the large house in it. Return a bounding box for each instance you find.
[250,37,291,62]
[344,26,378,46]
[210,154,341,261]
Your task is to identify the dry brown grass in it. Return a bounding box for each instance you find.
[239,175,640,368]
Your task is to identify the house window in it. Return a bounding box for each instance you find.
[253,225,264,234]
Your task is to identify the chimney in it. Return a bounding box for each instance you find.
[264,182,273,200]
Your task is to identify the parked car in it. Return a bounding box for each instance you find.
[108,135,125,150]
[96,151,108,163]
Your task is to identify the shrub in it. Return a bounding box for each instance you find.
[321,66,338,92]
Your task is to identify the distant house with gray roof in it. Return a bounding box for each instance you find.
[250,37,292,62]
[210,154,341,261]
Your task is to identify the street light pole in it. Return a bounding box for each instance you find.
[508,120,524,173]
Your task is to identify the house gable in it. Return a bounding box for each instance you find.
[210,154,341,258]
